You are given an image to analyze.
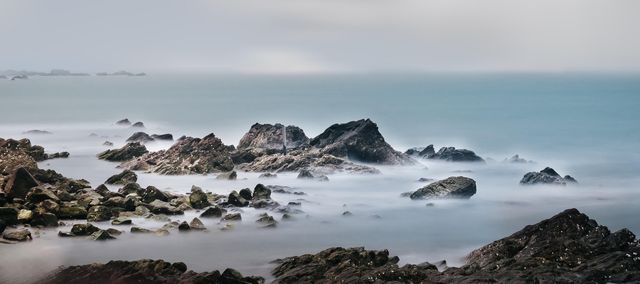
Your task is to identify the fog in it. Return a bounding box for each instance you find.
[2,0,640,73]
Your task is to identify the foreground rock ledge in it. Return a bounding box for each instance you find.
[42,259,264,284]
[272,208,640,283]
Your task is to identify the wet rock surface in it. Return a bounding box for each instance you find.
[409,176,477,199]
[42,259,264,284]
[104,170,137,185]
[97,142,148,162]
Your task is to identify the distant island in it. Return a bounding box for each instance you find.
[0,69,146,79]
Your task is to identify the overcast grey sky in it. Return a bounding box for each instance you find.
[1,0,639,73]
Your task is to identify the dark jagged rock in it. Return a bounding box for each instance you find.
[238,188,252,200]
[188,186,210,209]
[227,191,249,207]
[69,223,101,236]
[111,217,132,225]
[97,142,148,162]
[256,213,277,228]
[252,184,271,200]
[131,122,145,128]
[216,171,237,180]
[200,206,226,218]
[428,146,484,162]
[42,259,264,284]
[221,213,242,221]
[309,119,412,165]
[504,154,533,163]
[0,207,18,225]
[405,144,436,158]
[141,186,169,203]
[147,200,183,215]
[105,170,137,185]
[178,221,191,231]
[126,132,154,143]
[237,123,309,151]
[89,230,116,241]
[272,209,640,283]
[121,134,234,175]
[189,217,206,230]
[409,176,476,200]
[30,212,58,227]
[258,173,277,179]
[115,118,131,126]
[87,205,112,222]
[297,169,314,179]
[3,167,39,199]
[520,167,578,185]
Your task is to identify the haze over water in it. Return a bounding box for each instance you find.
[0,73,639,283]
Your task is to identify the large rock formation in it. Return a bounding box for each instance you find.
[97,143,148,162]
[121,134,234,174]
[520,167,578,185]
[42,259,264,284]
[309,119,412,165]
[428,146,484,162]
[272,209,640,283]
[408,176,477,200]
[237,123,309,151]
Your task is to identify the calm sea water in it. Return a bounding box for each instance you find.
[0,74,639,283]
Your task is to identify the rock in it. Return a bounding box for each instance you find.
[43,259,264,284]
[115,118,131,126]
[297,169,314,179]
[178,221,190,231]
[227,191,249,207]
[17,209,33,223]
[126,132,154,143]
[131,122,145,128]
[151,134,173,141]
[130,227,153,234]
[238,188,253,200]
[104,170,137,185]
[134,205,150,216]
[188,186,210,209]
[87,206,112,222]
[504,154,532,163]
[520,167,578,185]
[4,167,39,199]
[118,182,143,196]
[3,229,32,241]
[0,138,39,174]
[148,200,183,215]
[259,173,277,179]
[111,217,132,225]
[405,144,436,158]
[106,228,122,236]
[236,149,380,174]
[141,186,169,203]
[309,119,413,165]
[97,142,148,162]
[102,141,114,146]
[189,218,206,230]
[0,207,18,225]
[0,220,5,234]
[23,130,52,135]
[31,212,58,227]
[57,204,88,219]
[252,184,271,200]
[25,185,59,203]
[70,223,101,236]
[409,176,477,200]
[221,213,241,221]
[256,213,277,228]
[216,171,237,180]
[200,206,226,218]
[418,177,434,182]
[342,211,353,216]
[89,230,116,241]
[237,123,310,151]
[120,134,234,175]
[428,147,484,162]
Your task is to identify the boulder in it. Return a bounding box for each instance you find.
[238,188,252,200]
[428,147,484,162]
[199,206,226,218]
[131,122,145,128]
[147,200,183,215]
[111,217,132,225]
[58,204,88,219]
[237,123,310,151]
[252,184,271,200]
[4,167,39,199]
[189,217,206,230]
[216,171,237,180]
[258,173,277,179]
[309,119,412,165]
[188,186,210,209]
[89,230,116,241]
[227,191,249,207]
[520,167,578,185]
[409,176,476,200]
[87,206,112,222]
[256,213,277,228]
[141,186,169,203]
[297,169,314,179]
[3,229,32,242]
[104,170,138,185]
[17,209,33,223]
[97,143,148,162]
[31,212,58,227]
[151,134,173,141]
[405,145,436,158]
[118,182,143,196]
[70,223,101,236]
[126,132,154,143]
[178,221,190,231]
[25,186,59,203]
[115,118,131,126]
[221,213,242,221]
[0,207,18,225]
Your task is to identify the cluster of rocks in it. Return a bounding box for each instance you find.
[404,176,477,200]
[115,118,144,128]
[520,167,578,185]
[113,119,411,176]
[1,138,68,164]
[43,259,264,284]
[271,208,640,283]
[405,144,484,162]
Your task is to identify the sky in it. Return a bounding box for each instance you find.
[1,0,639,73]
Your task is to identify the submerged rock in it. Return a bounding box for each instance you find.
[409,176,477,200]
[216,171,237,180]
[42,259,264,284]
[126,132,154,143]
[199,206,226,218]
[520,167,578,185]
[151,134,173,141]
[131,122,145,128]
[97,142,148,162]
[115,118,131,126]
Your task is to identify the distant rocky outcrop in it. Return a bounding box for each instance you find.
[405,144,435,158]
[520,167,577,185]
[120,134,234,174]
[115,119,131,126]
[42,259,263,284]
[237,123,309,151]
[272,208,640,283]
[309,119,412,165]
[429,147,484,162]
[97,143,148,162]
[504,154,534,163]
[126,132,154,143]
[408,176,477,199]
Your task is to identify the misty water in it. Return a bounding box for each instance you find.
[1,74,639,283]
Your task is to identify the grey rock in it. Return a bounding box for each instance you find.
[409,176,477,200]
